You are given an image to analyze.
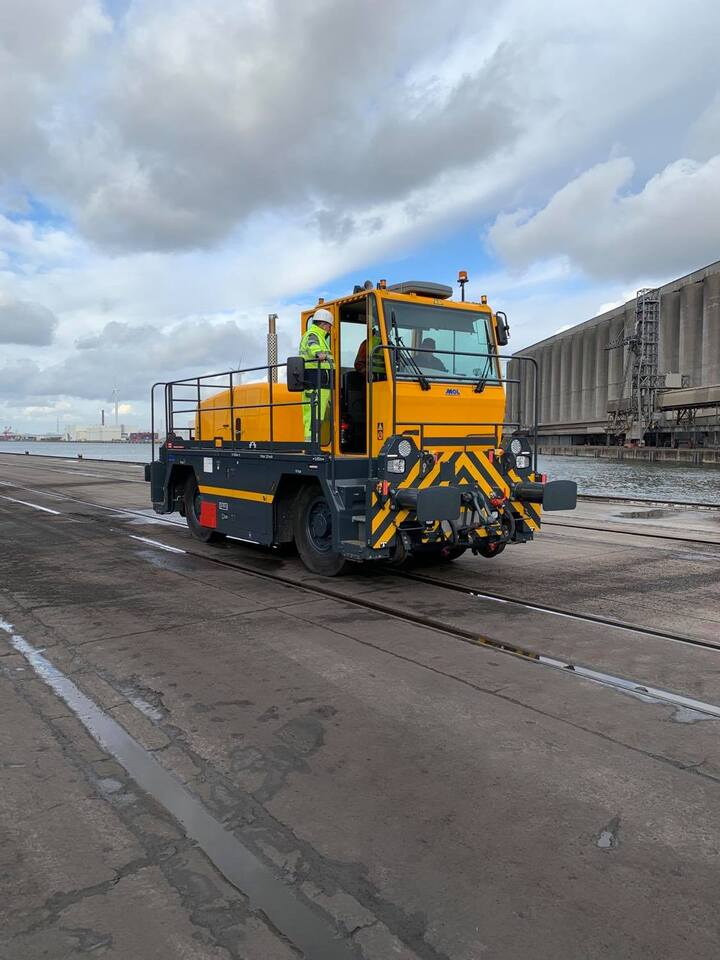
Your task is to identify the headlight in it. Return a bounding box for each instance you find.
[515,454,530,469]
[387,458,406,474]
[398,439,413,457]
[510,439,523,454]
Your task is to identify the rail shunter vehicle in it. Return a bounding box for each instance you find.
[146,277,577,575]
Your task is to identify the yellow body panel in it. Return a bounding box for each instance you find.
[197,382,304,445]
[198,289,506,455]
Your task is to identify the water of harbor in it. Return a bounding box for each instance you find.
[538,454,719,504]
[1,441,718,505]
[0,440,153,463]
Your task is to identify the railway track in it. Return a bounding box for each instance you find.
[1,475,718,642]
[2,478,720,721]
[2,457,718,550]
[542,519,720,547]
[576,492,719,511]
[2,454,717,506]
[392,569,720,651]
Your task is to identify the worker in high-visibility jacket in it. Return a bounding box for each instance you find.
[299,307,334,443]
[354,326,386,380]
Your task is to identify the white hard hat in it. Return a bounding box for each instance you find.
[313,307,334,326]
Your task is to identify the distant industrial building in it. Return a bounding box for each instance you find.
[505,260,720,447]
[70,425,124,442]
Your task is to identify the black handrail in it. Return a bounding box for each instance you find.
[151,345,539,474]
[152,360,336,455]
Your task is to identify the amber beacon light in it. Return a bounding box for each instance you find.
[458,270,468,301]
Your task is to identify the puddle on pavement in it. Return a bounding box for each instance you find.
[672,706,717,724]
[122,512,185,528]
[98,776,124,794]
[597,818,621,849]
[615,508,674,519]
[536,654,720,720]
[2,623,357,960]
[126,695,164,722]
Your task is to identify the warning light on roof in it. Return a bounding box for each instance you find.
[458,269,469,301]
[481,295,488,305]
[377,279,387,289]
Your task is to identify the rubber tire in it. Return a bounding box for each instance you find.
[410,544,465,567]
[445,545,467,561]
[293,484,347,576]
[478,541,506,559]
[385,536,409,567]
[184,475,226,544]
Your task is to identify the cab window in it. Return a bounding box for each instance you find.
[386,300,498,383]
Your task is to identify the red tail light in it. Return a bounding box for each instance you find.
[487,450,494,463]
[540,473,547,484]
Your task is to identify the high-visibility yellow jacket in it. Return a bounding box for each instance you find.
[354,331,385,376]
[299,323,331,370]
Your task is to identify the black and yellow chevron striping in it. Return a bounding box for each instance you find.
[370,449,541,548]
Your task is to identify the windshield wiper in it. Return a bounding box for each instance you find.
[473,357,493,394]
[391,312,430,391]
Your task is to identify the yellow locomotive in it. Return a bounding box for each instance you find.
[148,276,576,574]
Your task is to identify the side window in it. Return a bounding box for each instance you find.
[340,317,366,370]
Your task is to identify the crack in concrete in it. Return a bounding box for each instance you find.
[13,857,150,936]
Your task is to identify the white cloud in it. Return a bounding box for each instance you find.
[488,154,720,281]
[0,317,264,403]
[0,299,58,344]
[0,0,110,189]
[2,0,720,429]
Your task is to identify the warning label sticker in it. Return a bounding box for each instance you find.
[203,457,213,473]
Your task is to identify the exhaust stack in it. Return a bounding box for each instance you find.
[267,314,278,383]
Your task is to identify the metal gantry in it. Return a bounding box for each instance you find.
[606,288,662,442]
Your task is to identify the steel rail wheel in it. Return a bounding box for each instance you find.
[445,545,468,560]
[477,540,505,558]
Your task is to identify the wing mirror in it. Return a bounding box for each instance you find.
[495,311,510,347]
[286,356,333,391]
[286,356,306,392]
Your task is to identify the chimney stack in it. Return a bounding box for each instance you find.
[267,314,278,384]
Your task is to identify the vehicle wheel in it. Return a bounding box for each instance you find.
[293,484,347,576]
[478,541,505,558]
[386,535,409,567]
[184,475,226,544]
[411,543,465,566]
[445,545,467,561]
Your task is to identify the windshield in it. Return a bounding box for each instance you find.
[384,300,498,382]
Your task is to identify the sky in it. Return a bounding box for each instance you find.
[1,0,720,433]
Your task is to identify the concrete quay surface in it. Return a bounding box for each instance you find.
[1,454,720,960]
